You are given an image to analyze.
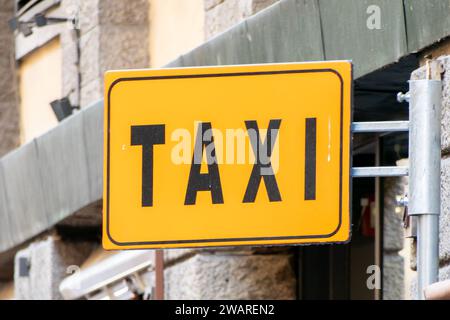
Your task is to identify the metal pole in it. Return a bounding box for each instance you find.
[408,79,442,300]
[155,250,164,300]
[374,139,381,300]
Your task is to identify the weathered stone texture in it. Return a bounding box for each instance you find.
[79,27,100,87]
[205,0,279,39]
[409,273,418,299]
[80,79,102,109]
[382,165,407,300]
[165,253,296,299]
[76,0,149,107]
[14,237,95,300]
[98,0,149,25]
[383,177,406,252]
[164,248,196,266]
[99,25,150,72]
[440,157,450,263]
[205,0,225,11]
[383,254,404,300]
[441,56,450,153]
[0,102,19,157]
[439,263,450,281]
[0,0,14,11]
[0,4,19,157]
[411,55,450,151]
[77,0,100,35]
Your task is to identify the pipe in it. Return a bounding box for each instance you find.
[408,79,442,299]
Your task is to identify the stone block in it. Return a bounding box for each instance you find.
[164,249,197,266]
[205,0,253,40]
[99,24,150,73]
[80,27,100,87]
[439,263,450,281]
[0,11,13,35]
[383,253,404,300]
[81,79,102,108]
[205,0,225,10]
[409,273,417,300]
[165,253,296,299]
[99,0,148,25]
[441,56,450,153]
[60,30,79,101]
[14,237,95,300]
[439,157,450,262]
[0,0,14,11]
[76,0,100,35]
[411,56,450,152]
[408,156,450,268]
[204,0,280,40]
[0,102,19,158]
[383,177,405,251]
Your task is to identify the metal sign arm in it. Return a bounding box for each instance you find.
[351,121,409,178]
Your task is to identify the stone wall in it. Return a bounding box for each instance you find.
[0,0,19,157]
[164,248,296,299]
[14,236,95,300]
[204,0,279,39]
[62,0,150,107]
[382,174,407,300]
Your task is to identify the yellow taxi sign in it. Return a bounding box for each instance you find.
[103,61,352,249]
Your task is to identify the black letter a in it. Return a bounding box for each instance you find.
[185,122,224,205]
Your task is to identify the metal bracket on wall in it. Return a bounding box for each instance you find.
[352,75,442,299]
[351,121,409,178]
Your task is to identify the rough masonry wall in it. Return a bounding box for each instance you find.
[62,0,150,107]
[204,0,279,39]
[164,248,296,299]
[383,175,406,300]
[14,236,95,300]
[0,0,19,157]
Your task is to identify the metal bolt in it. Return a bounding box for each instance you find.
[397,91,410,103]
[396,195,408,207]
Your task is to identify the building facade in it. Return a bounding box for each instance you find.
[0,0,449,300]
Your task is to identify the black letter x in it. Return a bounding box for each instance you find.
[243,119,282,203]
